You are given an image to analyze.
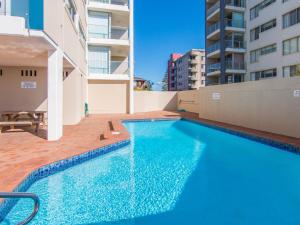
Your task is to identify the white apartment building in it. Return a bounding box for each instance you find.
[167,49,206,91]
[246,0,300,81]
[0,0,134,141]
[87,0,134,114]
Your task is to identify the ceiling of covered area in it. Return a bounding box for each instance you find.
[111,45,130,57]
[0,35,52,67]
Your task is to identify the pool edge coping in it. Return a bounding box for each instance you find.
[0,139,130,221]
[123,117,300,153]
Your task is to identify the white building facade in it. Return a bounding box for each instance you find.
[246,0,300,81]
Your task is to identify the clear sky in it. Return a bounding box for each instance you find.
[134,0,206,90]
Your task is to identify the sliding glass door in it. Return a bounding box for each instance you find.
[88,11,110,39]
[88,46,110,74]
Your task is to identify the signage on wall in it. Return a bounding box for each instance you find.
[212,92,221,100]
[294,90,300,97]
[21,81,37,89]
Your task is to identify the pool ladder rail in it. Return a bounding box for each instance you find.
[0,192,40,225]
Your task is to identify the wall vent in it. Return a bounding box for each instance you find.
[21,70,37,77]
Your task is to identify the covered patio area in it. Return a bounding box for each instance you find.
[0,33,84,140]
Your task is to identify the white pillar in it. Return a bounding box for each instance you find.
[47,49,63,141]
[129,0,134,114]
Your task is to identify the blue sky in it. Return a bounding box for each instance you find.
[134,0,206,90]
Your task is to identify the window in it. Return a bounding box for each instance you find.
[88,11,110,39]
[88,46,109,74]
[250,44,276,63]
[79,22,86,43]
[283,64,300,77]
[261,19,276,32]
[283,8,300,28]
[283,36,300,55]
[250,0,276,20]
[250,19,276,41]
[65,0,77,23]
[250,68,277,80]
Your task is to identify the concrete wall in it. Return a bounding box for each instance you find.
[134,91,177,113]
[44,0,87,75]
[177,90,199,113]
[63,69,87,125]
[88,80,129,114]
[0,67,47,112]
[178,77,300,138]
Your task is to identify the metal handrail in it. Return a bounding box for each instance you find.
[0,192,40,225]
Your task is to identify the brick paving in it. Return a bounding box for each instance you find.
[0,111,299,193]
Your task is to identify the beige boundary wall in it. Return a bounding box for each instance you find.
[178,77,300,139]
[134,91,177,113]
[177,90,200,113]
[88,80,130,114]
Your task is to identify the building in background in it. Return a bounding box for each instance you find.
[167,49,206,91]
[167,53,182,91]
[246,0,300,81]
[205,0,300,85]
[87,0,134,114]
[205,0,246,85]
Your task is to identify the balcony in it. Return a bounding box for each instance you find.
[189,59,198,65]
[226,0,246,8]
[0,0,44,32]
[207,1,220,19]
[88,60,129,80]
[88,0,129,13]
[207,62,221,76]
[225,60,245,72]
[225,19,245,29]
[89,0,128,6]
[225,39,246,52]
[88,24,129,47]
[207,41,220,57]
[189,75,198,81]
[88,25,128,40]
[207,22,220,37]
[189,67,198,73]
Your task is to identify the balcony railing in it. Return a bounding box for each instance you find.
[207,42,220,54]
[0,0,44,30]
[111,60,129,74]
[89,0,128,6]
[207,22,220,36]
[225,60,245,70]
[88,25,129,40]
[111,27,129,40]
[226,0,246,8]
[225,39,245,49]
[226,19,245,29]
[88,24,109,39]
[207,63,221,73]
[89,60,129,75]
[207,1,220,17]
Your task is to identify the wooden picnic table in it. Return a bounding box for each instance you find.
[0,111,46,133]
[0,111,46,127]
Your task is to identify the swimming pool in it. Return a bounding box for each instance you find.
[2,119,300,225]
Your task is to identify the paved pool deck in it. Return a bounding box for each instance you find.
[0,111,299,193]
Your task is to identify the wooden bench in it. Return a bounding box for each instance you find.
[0,121,40,133]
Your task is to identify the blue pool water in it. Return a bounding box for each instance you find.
[2,119,300,225]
